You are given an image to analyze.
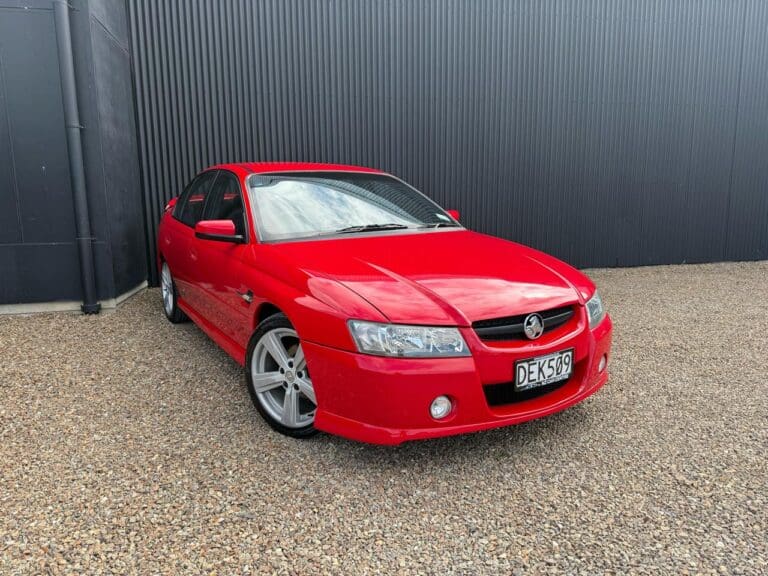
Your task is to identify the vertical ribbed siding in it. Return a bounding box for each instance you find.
[128,0,768,284]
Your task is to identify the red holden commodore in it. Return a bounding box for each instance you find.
[157,162,612,444]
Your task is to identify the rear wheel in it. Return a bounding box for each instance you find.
[245,313,318,439]
[160,262,187,323]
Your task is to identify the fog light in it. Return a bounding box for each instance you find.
[430,395,452,419]
[598,354,607,373]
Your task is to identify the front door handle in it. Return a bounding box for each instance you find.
[236,289,253,304]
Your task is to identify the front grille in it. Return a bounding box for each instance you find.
[484,377,570,407]
[472,305,574,341]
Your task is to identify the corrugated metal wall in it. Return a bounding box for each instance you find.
[128,0,768,284]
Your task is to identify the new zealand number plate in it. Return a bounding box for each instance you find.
[515,349,574,392]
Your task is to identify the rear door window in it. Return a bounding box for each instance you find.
[175,171,218,227]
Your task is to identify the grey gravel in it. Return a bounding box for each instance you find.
[1,261,766,575]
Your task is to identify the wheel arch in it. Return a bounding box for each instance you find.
[254,301,284,328]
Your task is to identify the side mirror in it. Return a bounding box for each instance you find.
[164,196,178,212]
[446,209,460,221]
[195,220,244,243]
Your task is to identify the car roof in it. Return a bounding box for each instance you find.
[209,161,385,175]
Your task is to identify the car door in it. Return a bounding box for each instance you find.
[165,170,218,314]
[195,170,253,346]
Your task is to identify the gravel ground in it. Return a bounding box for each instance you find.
[1,261,766,575]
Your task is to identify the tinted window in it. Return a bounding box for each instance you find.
[203,172,247,237]
[176,171,217,227]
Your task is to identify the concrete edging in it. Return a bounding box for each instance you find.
[0,281,148,315]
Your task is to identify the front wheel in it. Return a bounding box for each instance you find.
[245,313,318,439]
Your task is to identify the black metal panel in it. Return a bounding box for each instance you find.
[127,0,768,285]
[0,0,147,305]
[89,4,148,296]
[0,36,20,245]
[0,5,82,303]
[0,8,75,245]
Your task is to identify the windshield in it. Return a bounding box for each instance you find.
[247,171,459,242]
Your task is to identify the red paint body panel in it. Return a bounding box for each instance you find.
[157,162,613,444]
[310,315,611,444]
[269,230,590,325]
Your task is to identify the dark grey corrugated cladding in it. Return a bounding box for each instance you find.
[127,0,768,285]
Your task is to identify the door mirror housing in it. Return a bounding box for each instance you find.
[195,220,244,243]
[446,209,460,221]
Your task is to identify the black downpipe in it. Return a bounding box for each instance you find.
[53,0,100,314]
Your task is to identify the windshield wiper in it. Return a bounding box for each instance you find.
[336,223,411,234]
[419,222,460,229]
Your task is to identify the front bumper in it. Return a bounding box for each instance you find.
[305,312,613,445]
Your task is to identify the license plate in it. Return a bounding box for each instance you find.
[515,349,574,391]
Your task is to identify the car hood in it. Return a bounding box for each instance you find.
[271,230,594,325]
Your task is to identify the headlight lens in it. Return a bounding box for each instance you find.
[348,320,470,357]
[586,292,605,329]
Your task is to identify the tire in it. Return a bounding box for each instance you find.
[245,313,318,439]
[160,262,188,323]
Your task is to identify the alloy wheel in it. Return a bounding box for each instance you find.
[251,327,316,429]
[161,262,174,316]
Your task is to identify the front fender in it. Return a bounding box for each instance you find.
[243,248,388,352]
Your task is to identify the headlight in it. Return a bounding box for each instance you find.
[348,320,471,357]
[586,292,605,329]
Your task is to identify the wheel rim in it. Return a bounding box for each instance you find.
[161,263,174,315]
[251,327,316,429]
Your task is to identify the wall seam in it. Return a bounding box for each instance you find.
[90,11,129,55]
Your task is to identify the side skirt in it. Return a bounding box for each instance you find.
[178,299,247,366]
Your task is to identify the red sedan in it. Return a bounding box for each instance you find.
[157,162,612,444]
